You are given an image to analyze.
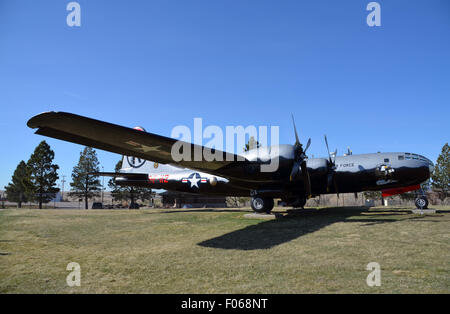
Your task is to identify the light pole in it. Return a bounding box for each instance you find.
[61,175,66,202]
[54,185,58,208]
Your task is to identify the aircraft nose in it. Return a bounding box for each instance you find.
[427,160,434,177]
[416,154,434,181]
[418,155,434,175]
[400,153,434,183]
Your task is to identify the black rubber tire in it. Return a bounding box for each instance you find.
[298,198,307,208]
[250,197,274,214]
[264,198,274,214]
[292,198,307,208]
[415,196,428,209]
[251,197,266,213]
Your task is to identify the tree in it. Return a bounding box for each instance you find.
[108,159,152,207]
[4,161,32,208]
[27,141,60,209]
[244,136,261,152]
[109,160,127,203]
[226,196,250,208]
[362,190,382,201]
[398,192,416,202]
[399,181,430,202]
[69,147,101,209]
[431,143,449,201]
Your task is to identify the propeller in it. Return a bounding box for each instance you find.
[290,115,312,197]
[324,135,339,198]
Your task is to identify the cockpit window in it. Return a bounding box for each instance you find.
[398,156,404,160]
[402,153,431,163]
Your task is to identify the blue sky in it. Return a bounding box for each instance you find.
[1,0,449,190]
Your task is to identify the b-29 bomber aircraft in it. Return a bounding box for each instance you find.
[27,112,434,213]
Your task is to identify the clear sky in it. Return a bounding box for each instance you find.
[1,0,449,191]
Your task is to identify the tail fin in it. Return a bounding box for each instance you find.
[121,154,147,170]
[119,126,149,173]
[122,155,184,173]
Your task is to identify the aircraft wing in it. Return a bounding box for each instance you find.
[27,112,241,174]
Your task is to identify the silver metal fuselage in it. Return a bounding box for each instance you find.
[116,144,433,199]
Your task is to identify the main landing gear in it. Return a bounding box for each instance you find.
[291,198,307,209]
[250,197,274,214]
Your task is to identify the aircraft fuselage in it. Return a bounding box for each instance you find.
[116,150,433,199]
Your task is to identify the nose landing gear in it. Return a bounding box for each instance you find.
[415,196,428,209]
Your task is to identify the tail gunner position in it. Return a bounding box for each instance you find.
[27,112,434,213]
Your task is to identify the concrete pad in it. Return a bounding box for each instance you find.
[411,209,436,214]
[243,213,283,219]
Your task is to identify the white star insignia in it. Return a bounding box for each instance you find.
[188,176,200,188]
[182,173,206,188]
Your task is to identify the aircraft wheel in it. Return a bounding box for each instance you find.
[415,196,428,209]
[293,198,307,208]
[265,198,274,214]
[251,197,273,214]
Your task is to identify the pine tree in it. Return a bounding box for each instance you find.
[109,159,127,203]
[27,141,60,209]
[244,136,261,152]
[431,143,449,201]
[4,161,32,208]
[69,147,101,209]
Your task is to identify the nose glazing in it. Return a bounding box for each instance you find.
[427,160,434,177]
[415,154,434,180]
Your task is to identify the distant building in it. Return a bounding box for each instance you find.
[160,191,226,208]
[50,192,62,202]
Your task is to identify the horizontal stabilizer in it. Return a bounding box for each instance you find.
[89,172,148,180]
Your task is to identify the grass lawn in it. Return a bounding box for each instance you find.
[0,206,449,293]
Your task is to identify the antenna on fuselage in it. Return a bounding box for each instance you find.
[344,147,352,156]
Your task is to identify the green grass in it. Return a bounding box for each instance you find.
[0,206,449,293]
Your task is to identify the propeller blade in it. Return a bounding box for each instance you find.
[289,115,311,197]
[304,138,311,153]
[326,172,333,192]
[291,114,300,146]
[324,135,330,154]
[300,160,312,196]
[324,135,339,197]
[334,175,339,198]
[324,135,333,164]
[289,160,300,181]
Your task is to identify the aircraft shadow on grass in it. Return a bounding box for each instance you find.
[197,207,447,250]
[159,209,251,214]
